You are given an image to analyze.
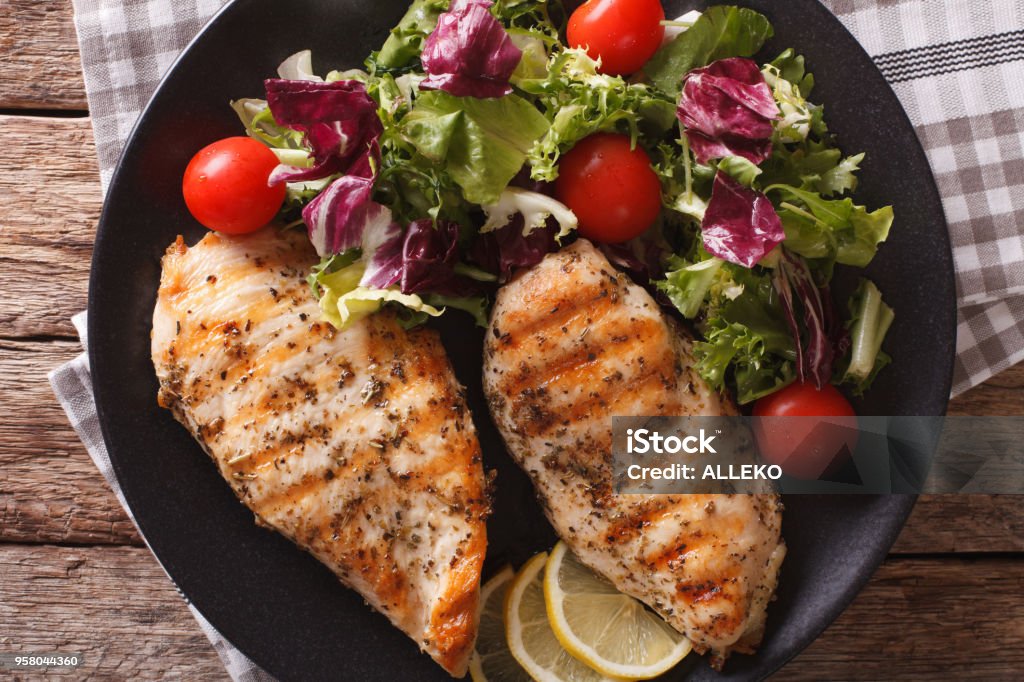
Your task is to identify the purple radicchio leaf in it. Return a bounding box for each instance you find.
[823,282,851,363]
[701,171,784,268]
[419,0,523,99]
[264,79,382,184]
[598,241,649,277]
[363,219,484,296]
[471,213,558,283]
[597,229,670,282]
[597,239,674,307]
[302,174,393,257]
[773,249,834,388]
[357,211,405,290]
[678,57,779,165]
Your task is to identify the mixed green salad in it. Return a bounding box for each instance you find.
[183,0,895,407]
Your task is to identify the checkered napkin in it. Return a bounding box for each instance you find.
[51,0,1024,678]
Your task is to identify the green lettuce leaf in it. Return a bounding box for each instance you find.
[645,6,774,97]
[767,184,893,270]
[230,98,306,149]
[834,278,894,394]
[758,140,864,197]
[310,254,445,330]
[374,0,449,70]
[651,138,714,222]
[717,155,762,187]
[493,0,563,36]
[656,255,725,318]
[817,153,864,196]
[768,48,814,97]
[422,293,490,327]
[762,64,813,144]
[508,30,550,85]
[401,90,550,204]
[308,249,361,299]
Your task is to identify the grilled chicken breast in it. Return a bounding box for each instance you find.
[152,228,488,677]
[483,239,785,668]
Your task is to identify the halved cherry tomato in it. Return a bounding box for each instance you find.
[182,137,285,234]
[567,0,665,76]
[554,133,662,243]
[752,382,859,480]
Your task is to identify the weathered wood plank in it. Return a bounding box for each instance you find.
[895,494,1024,554]
[1,544,1019,679]
[0,339,140,545]
[0,116,99,339]
[0,545,226,680]
[779,557,1024,679]
[948,362,1024,416]
[0,0,87,110]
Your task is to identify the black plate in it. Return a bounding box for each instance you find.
[88,0,955,679]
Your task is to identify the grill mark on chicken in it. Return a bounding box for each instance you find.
[483,239,785,669]
[151,228,487,677]
[497,280,617,348]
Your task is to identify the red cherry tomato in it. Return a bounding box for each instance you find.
[182,137,285,234]
[554,133,662,243]
[567,0,666,75]
[752,382,859,480]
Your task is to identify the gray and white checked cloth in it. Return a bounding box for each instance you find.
[50,0,1024,679]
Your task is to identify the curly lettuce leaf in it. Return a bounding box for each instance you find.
[761,63,812,144]
[522,48,676,181]
[652,136,713,221]
[308,249,361,299]
[645,6,774,97]
[401,89,549,204]
[693,268,797,404]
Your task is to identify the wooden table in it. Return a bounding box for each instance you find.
[2,2,1022,679]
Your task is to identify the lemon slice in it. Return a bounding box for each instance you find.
[469,566,532,682]
[544,541,692,679]
[505,551,618,682]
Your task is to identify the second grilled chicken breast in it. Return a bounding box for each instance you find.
[152,228,488,677]
[483,239,785,668]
